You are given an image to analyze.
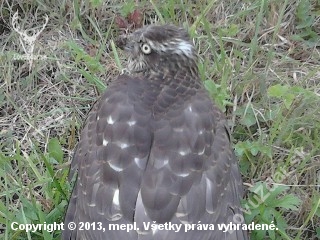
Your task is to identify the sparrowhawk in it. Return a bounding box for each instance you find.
[62,24,248,240]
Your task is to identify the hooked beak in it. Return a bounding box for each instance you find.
[116,34,128,50]
[116,34,140,57]
[116,34,132,50]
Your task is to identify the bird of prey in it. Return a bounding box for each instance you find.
[63,24,248,240]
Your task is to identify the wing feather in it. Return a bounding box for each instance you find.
[63,73,248,240]
[63,75,152,239]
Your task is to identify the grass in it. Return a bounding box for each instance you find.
[0,0,319,239]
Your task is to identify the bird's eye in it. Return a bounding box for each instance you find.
[141,43,151,54]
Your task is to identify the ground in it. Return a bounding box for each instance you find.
[0,0,319,239]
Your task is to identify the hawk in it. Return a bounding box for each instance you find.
[63,24,248,240]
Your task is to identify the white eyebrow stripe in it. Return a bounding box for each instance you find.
[175,41,193,57]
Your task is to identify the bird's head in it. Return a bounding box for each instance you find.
[116,24,198,74]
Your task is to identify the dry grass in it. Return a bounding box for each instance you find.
[0,0,319,239]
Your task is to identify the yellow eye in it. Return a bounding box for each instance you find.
[141,43,151,54]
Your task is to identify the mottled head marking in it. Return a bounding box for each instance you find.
[117,24,197,73]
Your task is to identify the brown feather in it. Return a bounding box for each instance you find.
[63,24,249,240]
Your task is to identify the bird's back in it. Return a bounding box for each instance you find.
[63,24,248,240]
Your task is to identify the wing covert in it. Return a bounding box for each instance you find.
[63,75,153,239]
